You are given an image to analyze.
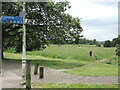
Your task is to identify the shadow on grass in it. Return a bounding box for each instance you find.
[4,58,84,69]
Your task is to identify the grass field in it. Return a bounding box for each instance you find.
[26,45,116,61]
[64,61,118,76]
[4,52,89,69]
[32,83,118,88]
[4,44,118,76]
[6,44,116,61]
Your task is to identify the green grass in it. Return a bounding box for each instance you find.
[26,45,116,61]
[32,83,118,88]
[5,45,116,61]
[4,52,89,69]
[64,59,118,76]
[3,45,119,88]
[4,45,118,76]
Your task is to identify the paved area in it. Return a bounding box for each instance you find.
[2,60,24,88]
[0,75,2,90]
[1,60,119,88]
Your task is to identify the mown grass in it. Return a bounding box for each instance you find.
[4,52,89,69]
[32,83,118,88]
[64,57,118,76]
[64,62,118,76]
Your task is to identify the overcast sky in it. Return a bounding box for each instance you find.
[65,0,119,41]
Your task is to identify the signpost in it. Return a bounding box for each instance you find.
[21,2,31,89]
[21,2,26,85]
[0,2,31,88]
[1,16,22,24]
[19,10,24,17]
[0,2,31,89]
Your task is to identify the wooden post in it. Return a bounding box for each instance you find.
[90,51,92,56]
[26,60,31,89]
[38,66,44,79]
[34,63,39,75]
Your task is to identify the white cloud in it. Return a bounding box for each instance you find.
[65,0,118,41]
[66,0,117,19]
[82,24,118,41]
[57,0,119,3]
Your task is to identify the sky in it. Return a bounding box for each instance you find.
[64,0,119,41]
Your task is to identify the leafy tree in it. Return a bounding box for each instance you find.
[116,35,120,56]
[112,37,118,47]
[93,39,97,45]
[103,40,112,47]
[2,2,83,53]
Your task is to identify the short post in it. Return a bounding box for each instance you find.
[26,60,31,89]
[90,51,92,56]
[34,63,39,75]
[38,66,44,79]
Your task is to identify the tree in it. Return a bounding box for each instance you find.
[92,39,96,44]
[2,2,83,53]
[103,40,112,47]
[116,35,120,56]
[112,37,118,47]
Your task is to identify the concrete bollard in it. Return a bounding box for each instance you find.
[34,63,39,75]
[26,60,31,89]
[38,66,44,79]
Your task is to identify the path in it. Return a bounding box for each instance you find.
[1,60,118,88]
[32,67,118,84]
[2,60,24,88]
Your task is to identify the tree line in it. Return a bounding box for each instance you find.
[103,36,119,47]
[51,38,99,45]
[51,36,119,48]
